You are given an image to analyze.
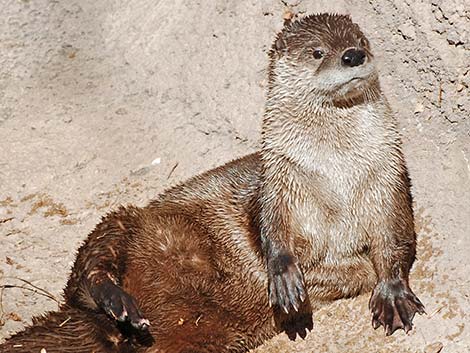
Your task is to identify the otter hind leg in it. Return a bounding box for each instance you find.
[122,215,270,352]
[64,206,150,330]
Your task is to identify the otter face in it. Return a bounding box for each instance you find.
[270,14,379,102]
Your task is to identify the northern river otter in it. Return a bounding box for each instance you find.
[1,13,424,352]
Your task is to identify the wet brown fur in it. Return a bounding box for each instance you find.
[0,306,135,352]
[1,14,421,352]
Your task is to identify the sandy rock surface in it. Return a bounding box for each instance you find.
[1,0,469,352]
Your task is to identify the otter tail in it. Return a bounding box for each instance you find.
[0,306,137,353]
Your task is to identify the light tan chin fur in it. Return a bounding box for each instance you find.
[336,78,370,99]
[330,70,381,105]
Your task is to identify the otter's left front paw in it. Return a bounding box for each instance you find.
[369,279,425,336]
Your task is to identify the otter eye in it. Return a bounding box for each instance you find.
[312,49,324,59]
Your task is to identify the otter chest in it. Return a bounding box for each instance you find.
[289,142,386,263]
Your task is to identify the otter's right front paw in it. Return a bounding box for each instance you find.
[91,280,150,330]
[268,253,307,314]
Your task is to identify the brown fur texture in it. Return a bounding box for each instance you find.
[1,13,423,352]
[0,306,136,352]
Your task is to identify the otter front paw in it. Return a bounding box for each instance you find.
[91,280,150,330]
[268,253,307,314]
[369,279,425,335]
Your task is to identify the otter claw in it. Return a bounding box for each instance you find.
[132,318,151,330]
[268,252,313,339]
[369,279,424,336]
[268,254,306,314]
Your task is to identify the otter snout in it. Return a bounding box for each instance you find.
[341,48,366,67]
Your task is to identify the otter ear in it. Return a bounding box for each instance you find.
[274,35,288,55]
[359,36,370,49]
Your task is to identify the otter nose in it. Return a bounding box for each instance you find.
[341,48,366,67]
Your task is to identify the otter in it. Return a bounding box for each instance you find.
[1,13,424,353]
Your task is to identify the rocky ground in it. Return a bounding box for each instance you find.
[1,0,469,352]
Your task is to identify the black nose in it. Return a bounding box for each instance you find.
[341,48,366,67]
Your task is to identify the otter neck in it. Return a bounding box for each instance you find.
[260,78,387,161]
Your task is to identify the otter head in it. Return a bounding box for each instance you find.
[268,13,380,106]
